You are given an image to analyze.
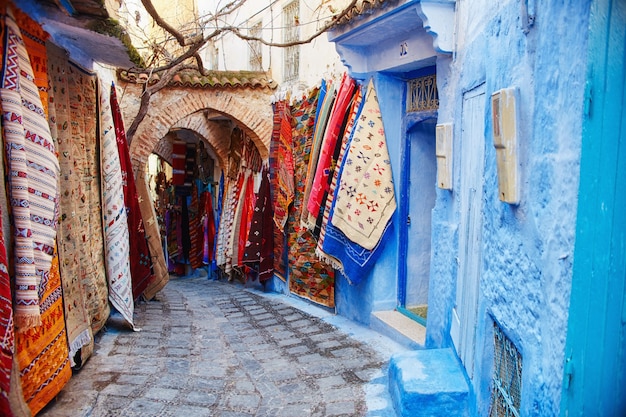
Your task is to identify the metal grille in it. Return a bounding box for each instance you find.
[248,22,263,71]
[283,1,300,81]
[407,74,439,112]
[489,322,523,417]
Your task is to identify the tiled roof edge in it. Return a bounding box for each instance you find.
[117,68,277,90]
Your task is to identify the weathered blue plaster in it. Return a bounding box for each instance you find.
[430,1,590,416]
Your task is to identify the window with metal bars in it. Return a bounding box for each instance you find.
[407,74,439,112]
[248,21,263,71]
[283,1,300,82]
[489,321,523,417]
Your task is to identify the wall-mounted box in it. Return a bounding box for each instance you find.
[491,87,520,204]
[435,123,453,190]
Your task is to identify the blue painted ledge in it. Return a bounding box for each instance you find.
[389,348,469,417]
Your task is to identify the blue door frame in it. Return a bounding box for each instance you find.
[561,0,626,415]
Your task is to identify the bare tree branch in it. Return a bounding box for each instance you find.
[140,0,187,46]
[126,0,360,142]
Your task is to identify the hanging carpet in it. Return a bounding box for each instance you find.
[322,79,397,285]
[316,83,365,262]
[302,80,335,228]
[243,168,274,282]
[269,101,292,281]
[0,208,13,416]
[306,74,356,228]
[47,43,109,368]
[111,83,154,300]
[1,10,71,415]
[0,5,60,332]
[135,164,170,300]
[15,253,71,416]
[99,78,135,329]
[188,181,204,270]
[286,87,336,307]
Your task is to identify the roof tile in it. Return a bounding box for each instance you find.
[118,68,277,90]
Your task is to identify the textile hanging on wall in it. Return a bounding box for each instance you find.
[201,190,216,264]
[287,87,336,307]
[228,127,243,179]
[316,84,364,261]
[322,79,397,285]
[306,74,356,227]
[269,101,292,281]
[111,84,153,300]
[0,207,13,415]
[270,101,294,232]
[214,178,230,269]
[99,78,135,329]
[137,168,169,301]
[213,171,224,270]
[171,141,186,185]
[16,253,72,415]
[0,6,60,331]
[302,80,334,228]
[233,172,255,270]
[48,45,104,368]
[224,172,245,276]
[243,168,274,282]
[188,181,204,269]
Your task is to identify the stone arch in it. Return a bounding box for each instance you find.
[170,112,230,169]
[129,87,273,168]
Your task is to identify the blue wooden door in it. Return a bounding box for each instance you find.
[561,0,626,415]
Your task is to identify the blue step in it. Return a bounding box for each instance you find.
[389,348,470,417]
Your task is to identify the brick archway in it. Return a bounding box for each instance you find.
[128,87,274,168]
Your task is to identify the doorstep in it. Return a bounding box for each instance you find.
[370,310,426,350]
[388,348,470,417]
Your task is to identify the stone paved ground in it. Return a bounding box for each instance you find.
[38,276,404,417]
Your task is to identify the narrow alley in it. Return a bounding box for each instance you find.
[37,276,405,417]
[2,1,625,416]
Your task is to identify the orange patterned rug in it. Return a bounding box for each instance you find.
[16,253,71,415]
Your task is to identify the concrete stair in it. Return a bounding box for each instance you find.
[388,348,470,417]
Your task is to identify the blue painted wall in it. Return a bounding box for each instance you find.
[429,1,591,415]
[329,0,594,416]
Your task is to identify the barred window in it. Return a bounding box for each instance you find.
[407,74,439,112]
[489,321,523,417]
[283,1,300,82]
[249,21,263,71]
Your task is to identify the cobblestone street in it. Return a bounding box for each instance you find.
[38,276,405,417]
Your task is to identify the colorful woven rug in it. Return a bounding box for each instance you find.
[99,78,135,329]
[201,190,215,264]
[302,80,335,228]
[111,84,153,300]
[134,159,169,300]
[1,6,60,331]
[287,88,336,307]
[188,181,204,269]
[243,168,274,282]
[307,74,356,226]
[171,141,186,186]
[316,84,364,261]
[16,252,71,416]
[322,79,397,285]
[0,207,13,416]
[224,172,245,276]
[270,101,294,232]
[47,45,99,367]
[234,172,255,269]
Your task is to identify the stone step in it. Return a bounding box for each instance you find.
[370,310,426,349]
[388,348,470,417]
